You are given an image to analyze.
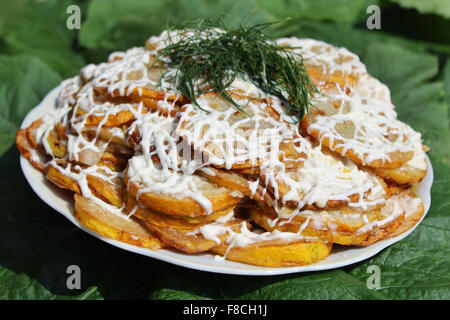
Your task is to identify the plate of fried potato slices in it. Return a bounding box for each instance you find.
[17,23,432,275]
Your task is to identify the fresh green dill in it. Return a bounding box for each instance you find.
[154,19,317,120]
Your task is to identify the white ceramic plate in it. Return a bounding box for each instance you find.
[19,84,433,275]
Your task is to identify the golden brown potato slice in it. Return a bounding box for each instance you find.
[124,155,242,217]
[176,92,306,170]
[16,128,46,172]
[45,122,68,158]
[302,83,415,169]
[276,37,366,88]
[142,219,245,253]
[123,189,234,230]
[74,106,141,128]
[45,162,124,207]
[247,203,382,245]
[358,190,424,246]
[373,164,427,185]
[211,239,332,267]
[82,125,130,147]
[25,118,68,159]
[125,177,240,218]
[261,143,388,210]
[25,118,45,151]
[74,194,164,250]
[386,193,424,238]
[198,167,268,202]
[94,86,185,116]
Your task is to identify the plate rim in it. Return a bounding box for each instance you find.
[18,84,434,276]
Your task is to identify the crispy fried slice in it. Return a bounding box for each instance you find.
[124,155,242,217]
[177,92,306,169]
[302,83,415,169]
[249,190,421,247]
[373,164,427,185]
[358,190,424,246]
[386,193,424,238]
[276,37,366,88]
[211,239,332,267]
[46,122,68,158]
[82,125,130,146]
[95,86,184,116]
[257,142,388,210]
[45,162,123,207]
[45,163,80,193]
[371,125,428,185]
[123,190,233,230]
[87,175,123,207]
[247,203,382,245]
[126,176,240,218]
[198,167,267,202]
[75,106,141,128]
[16,128,46,172]
[25,118,44,150]
[26,118,67,159]
[142,219,245,253]
[74,194,163,250]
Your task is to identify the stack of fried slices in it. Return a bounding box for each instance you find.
[16,32,427,267]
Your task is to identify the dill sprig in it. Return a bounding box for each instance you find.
[155,19,317,120]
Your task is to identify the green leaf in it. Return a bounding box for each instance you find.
[80,0,275,52]
[391,0,450,19]
[444,61,450,109]
[0,0,85,77]
[257,0,371,23]
[0,55,61,156]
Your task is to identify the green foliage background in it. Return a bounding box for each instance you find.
[0,0,449,300]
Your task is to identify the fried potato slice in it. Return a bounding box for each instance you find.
[74,194,164,250]
[177,92,306,169]
[25,118,68,159]
[82,125,130,147]
[373,164,427,185]
[370,125,428,185]
[45,162,123,207]
[247,202,382,245]
[386,193,424,238]
[276,37,367,88]
[95,86,185,116]
[25,118,45,151]
[249,189,421,247]
[211,239,332,267]
[142,219,245,253]
[358,190,423,246]
[302,83,415,169]
[125,155,242,217]
[123,189,234,230]
[16,128,46,172]
[198,167,268,202]
[262,143,388,210]
[126,176,240,218]
[45,122,68,158]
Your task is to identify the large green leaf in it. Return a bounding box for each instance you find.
[80,0,275,52]
[256,0,370,23]
[80,0,370,53]
[0,55,61,155]
[0,0,85,77]
[391,0,450,19]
